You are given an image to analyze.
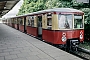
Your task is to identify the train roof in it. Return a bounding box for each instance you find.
[25,8,83,15]
[7,8,84,19]
[38,8,83,13]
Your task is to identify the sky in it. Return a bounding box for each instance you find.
[2,0,23,18]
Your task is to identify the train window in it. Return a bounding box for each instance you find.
[14,19,16,24]
[15,18,17,24]
[28,19,31,26]
[38,16,42,27]
[74,15,83,28]
[28,16,31,26]
[19,18,23,25]
[47,13,52,30]
[17,18,19,24]
[58,14,73,29]
[31,16,34,27]
[27,16,34,27]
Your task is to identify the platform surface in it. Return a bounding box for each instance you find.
[0,24,82,60]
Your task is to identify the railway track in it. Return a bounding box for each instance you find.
[48,43,90,60]
[68,47,90,60]
[77,47,90,60]
[45,42,90,60]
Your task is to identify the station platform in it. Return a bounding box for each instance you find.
[0,23,82,60]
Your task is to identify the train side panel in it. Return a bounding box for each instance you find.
[26,26,38,36]
[26,16,38,36]
[15,24,19,30]
[19,25,24,32]
[42,29,84,44]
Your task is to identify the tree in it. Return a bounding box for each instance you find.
[18,0,72,15]
[18,0,46,15]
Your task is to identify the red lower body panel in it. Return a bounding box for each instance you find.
[26,26,38,37]
[42,29,84,44]
[42,30,54,43]
[15,24,19,30]
[19,25,24,32]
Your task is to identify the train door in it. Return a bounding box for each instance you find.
[24,17,27,33]
[17,18,19,30]
[37,15,42,37]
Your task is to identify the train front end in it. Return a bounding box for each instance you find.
[65,14,84,50]
[56,11,84,50]
[42,8,84,50]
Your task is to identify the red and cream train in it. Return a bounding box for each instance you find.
[3,8,84,50]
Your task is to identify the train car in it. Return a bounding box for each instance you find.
[25,8,84,50]
[26,14,38,37]
[45,8,84,50]
[7,15,27,32]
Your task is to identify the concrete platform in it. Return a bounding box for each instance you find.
[0,23,82,60]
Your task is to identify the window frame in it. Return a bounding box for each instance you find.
[31,16,34,27]
[58,14,73,30]
[73,14,84,29]
[19,18,23,25]
[47,13,52,30]
[27,16,31,26]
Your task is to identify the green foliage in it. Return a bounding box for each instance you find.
[45,0,60,9]
[18,0,72,15]
[81,8,90,24]
[79,41,90,49]
[18,0,46,15]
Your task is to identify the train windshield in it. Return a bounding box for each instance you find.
[58,14,73,29]
[74,15,83,29]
